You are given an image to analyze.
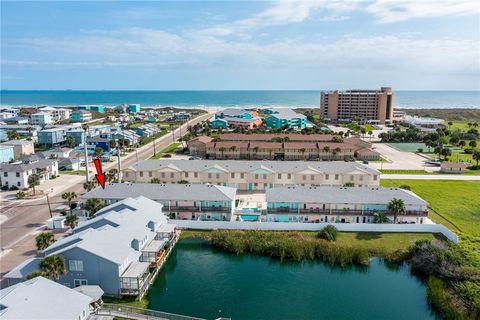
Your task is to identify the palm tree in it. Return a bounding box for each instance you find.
[299,148,306,160]
[252,146,260,159]
[472,150,480,167]
[151,178,161,184]
[388,198,406,224]
[83,180,96,192]
[7,130,20,140]
[322,146,330,160]
[35,232,55,251]
[219,147,226,159]
[65,214,79,229]
[94,147,103,159]
[40,255,67,281]
[373,211,389,224]
[61,192,77,213]
[368,130,373,142]
[85,198,106,218]
[333,147,341,160]
[65,135,75,148]
[28,173,40,195]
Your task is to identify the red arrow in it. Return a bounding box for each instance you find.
[93,159,106,189]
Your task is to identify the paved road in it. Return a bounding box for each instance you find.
[0,112,212,283]
[382,174,480,180]
[369,143,440,171]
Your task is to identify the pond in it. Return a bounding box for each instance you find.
[148,239,438,320]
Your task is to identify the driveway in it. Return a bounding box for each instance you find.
[369,143,439,171]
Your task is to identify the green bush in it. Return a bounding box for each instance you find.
[16,191,26,199]
[317,225,338,241]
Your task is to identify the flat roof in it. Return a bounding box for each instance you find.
[266,186,427,206]
[143,239,166,252]
[82,183,237,202]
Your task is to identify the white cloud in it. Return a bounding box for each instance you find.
[366,0,480,23]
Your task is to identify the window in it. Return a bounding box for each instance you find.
[3,172,7,177]
[17,182,21,187]
[170,173,174,178]
[240,173,244,179]
[373,175,378,181]
[277,173,281,179]
[16,172,20,177]
[148,172,152,177]
[139,172,144,177]
[302,175,306,180]
[125,172,129,178]
[335,174,339,180]
[263,174,266,179]
[208,173,212,179]
[161,172,165,178]
[287,174,291,179]
[185,172,189,178]
[325,174,329,179]
[310,175,314,181]
[231,173,235,178]
[194,172,198,178]
[255,174,258,179]
[74,279,88,287]
[216,173,220,179]
[69,260,84,271]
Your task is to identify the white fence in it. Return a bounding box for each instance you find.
[172,220,459,243]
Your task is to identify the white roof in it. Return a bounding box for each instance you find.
[0,276,91,320]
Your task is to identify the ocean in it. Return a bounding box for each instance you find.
[0,90,479,109]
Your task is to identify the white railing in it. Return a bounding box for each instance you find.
[171,220,459,243]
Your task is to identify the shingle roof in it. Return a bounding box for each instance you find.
[0,276,91,320]
[127,159,380,175]
[266,186,428,206]
[81,183,236,202]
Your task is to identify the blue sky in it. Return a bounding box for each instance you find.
[1,1,479,90]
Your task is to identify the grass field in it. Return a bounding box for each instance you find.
[150,143,183,159]
[381,179,480,264]
[60,170,86,175]
[386,142,430,152]
[379,169,431,174]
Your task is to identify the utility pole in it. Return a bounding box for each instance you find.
[46,188,53,219]
[117,139,123,183]
[82,124,90,182]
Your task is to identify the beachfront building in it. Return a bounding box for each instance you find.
[82,183,237,221]
[128,104,141,113]
[0,145,14,163]
[42,197,176,297]
[29,112,54,126]
[0,276,93,320]
[39,106,71,122]
[70,110,93,123]
[264,108,307,129]
[265,186,428,224]
[212,108,262,130]
[135,123,161,137]
[187,134,380,161]
[123,160,380,191]
[320,87,394,125]
[0,139,35,159]
[78,105,105,113]
[1,117,29,125]
[0,158,58,189]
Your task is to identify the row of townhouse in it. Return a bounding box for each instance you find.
[188,134,380,161]
[123,160,380,191]
[0,124,41,142]
[18,197,177,298]
[0,158,58,189]
[82,183,237,221]
[262,186,428,224]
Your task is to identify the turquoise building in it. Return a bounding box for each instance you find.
[265,108,307,129]
[0,145,14,163]
[128,104,141,113]
[210,118,229,129]
[78,105,105,113]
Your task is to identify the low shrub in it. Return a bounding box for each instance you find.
[16,191,26,199]
[317,225,338,241]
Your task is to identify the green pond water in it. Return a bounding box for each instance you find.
[148,239,438,320]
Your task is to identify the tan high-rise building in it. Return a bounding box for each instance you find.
[320,87,394,124]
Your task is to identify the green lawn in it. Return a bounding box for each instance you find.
[60,170,86,176]
[150,143,183,160]
[381,179,480,264]
[386,142,430,152]
[379,169,431,174]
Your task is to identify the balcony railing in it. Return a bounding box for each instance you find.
[165,206,231,212]
[267,208,428,216]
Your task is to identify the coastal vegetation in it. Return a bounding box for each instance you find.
[35,232,55,251]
